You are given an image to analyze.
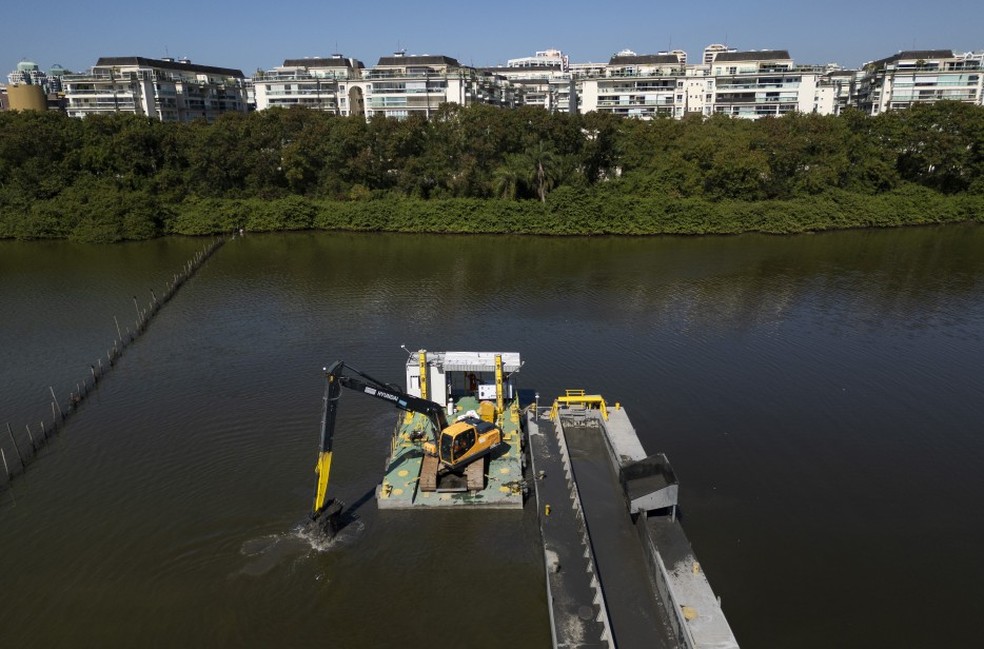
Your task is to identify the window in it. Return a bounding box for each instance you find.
[453,429,476,462]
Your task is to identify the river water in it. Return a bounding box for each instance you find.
[1,227,983,648]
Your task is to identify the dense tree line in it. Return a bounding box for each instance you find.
[0,102,982,241]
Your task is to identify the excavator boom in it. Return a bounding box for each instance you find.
[311,361,449,520]
[308,358,506,535]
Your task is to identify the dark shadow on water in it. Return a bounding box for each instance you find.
[341,486,375,521]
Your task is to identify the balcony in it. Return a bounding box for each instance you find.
[365,71,458,80]
[606,69,684,78]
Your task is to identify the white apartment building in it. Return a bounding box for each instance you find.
[706,50,835,118]
[7,61,46,87]
[579,51,685,118]
[346,53,512,119]
[703,44,737,65]
[63,57,247,121]
[507,48,569,71]
[576,48,834,120]
[86,44,977,124]
[481,49,574,112]
[856,49,984,115]
[253,55,364,113]
[826,69,858,115]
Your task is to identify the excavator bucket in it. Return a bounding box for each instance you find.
[306,499,344,538]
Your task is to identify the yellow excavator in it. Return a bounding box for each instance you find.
[309,360,502,536]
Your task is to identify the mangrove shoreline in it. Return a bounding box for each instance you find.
[2,102,981,241]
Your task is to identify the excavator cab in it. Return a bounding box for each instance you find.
[439,417,501,471]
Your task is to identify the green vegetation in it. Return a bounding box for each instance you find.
[1,102,982,241]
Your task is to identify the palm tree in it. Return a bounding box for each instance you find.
[491,154,527,199]
[527,141,562,203]
[492,143,564,202]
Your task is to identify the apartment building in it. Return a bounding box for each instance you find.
[580,51,685,118]
[63,57,247,121]
[341,52,513,119]
[705,50,835,118]
[53,45,978,123]
[480,49,575,112]
[507,48,569,71]
[253,55,364,113]
[7,61,47,88]
[826,69,858,115]
[855,49,984,115]
[4,61,75,111]
[576,48,835,119]
[703,44,737,65]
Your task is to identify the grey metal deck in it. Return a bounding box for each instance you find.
[562,418,677,649]
[532,404,738,649]
[528,411,612,648]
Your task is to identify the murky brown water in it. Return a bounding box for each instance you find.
[2,227,983,647]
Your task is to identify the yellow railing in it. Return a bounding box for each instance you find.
[549,389,611,421]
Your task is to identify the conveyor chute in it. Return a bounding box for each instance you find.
[619,453,678,514]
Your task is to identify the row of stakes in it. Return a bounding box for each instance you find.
[1,236,227,492]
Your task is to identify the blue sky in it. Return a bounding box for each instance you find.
[4,0,982,75]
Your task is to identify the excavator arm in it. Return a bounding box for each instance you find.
[311,360,449,521]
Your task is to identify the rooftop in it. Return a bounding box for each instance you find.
[609,54,681,66]
[376,54,461,67]
[282,56,364,69]
[95,56,244,78]
[714,50,792,62]
[869,49,956,67]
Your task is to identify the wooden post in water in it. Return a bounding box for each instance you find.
[50,387,63,420]
[6,423,24,469]
[3,236,228,488]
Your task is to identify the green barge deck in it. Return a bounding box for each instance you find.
[376,395,526,509]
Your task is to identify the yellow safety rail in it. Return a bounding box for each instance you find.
[549,389,610,421]
[418,349,428,400]
[495,353,505,425]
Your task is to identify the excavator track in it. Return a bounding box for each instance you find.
[420,454,439,492]
[466,456,485,491]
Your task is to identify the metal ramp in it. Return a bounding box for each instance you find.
[533,396,738,649]
[528,410,614,648]
[559,415,677,649]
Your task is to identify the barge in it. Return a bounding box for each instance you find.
[375,351,527,509]
[530,391,739,649]
[311,350,738,648]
